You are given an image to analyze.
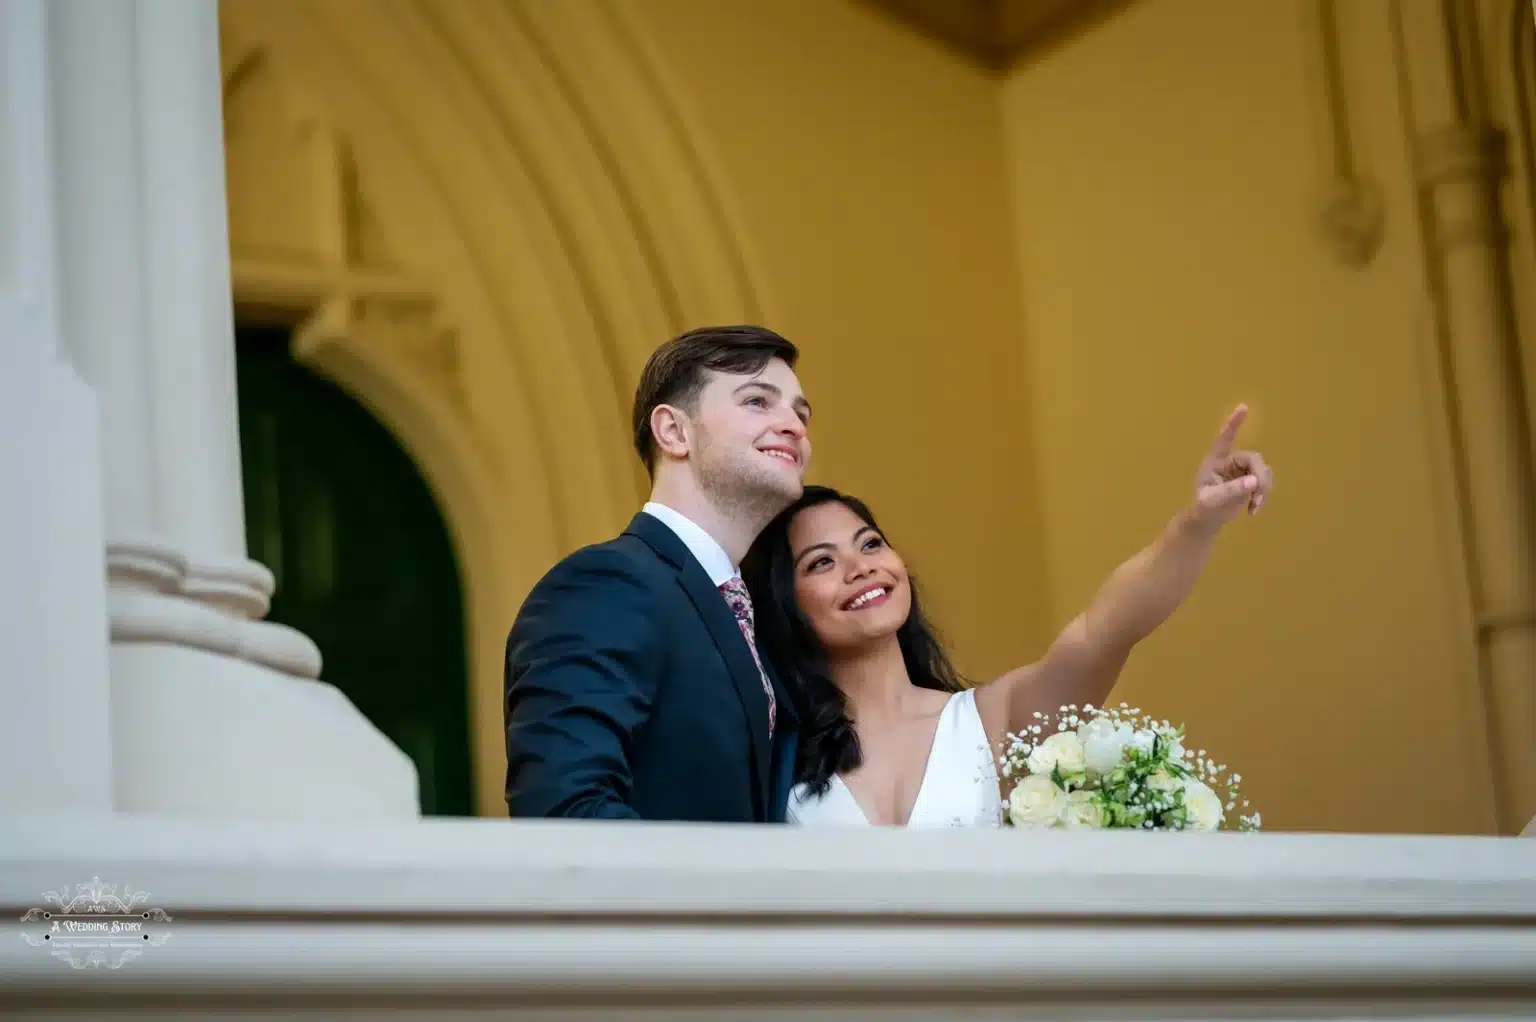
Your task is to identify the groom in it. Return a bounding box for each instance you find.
[503,325,810,821]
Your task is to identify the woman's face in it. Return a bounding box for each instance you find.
[787,500,911,655]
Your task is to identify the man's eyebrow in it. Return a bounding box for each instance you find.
[733,380,812,419]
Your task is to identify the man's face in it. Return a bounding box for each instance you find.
[689,358,811,510]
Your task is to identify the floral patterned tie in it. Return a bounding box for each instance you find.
[718,576,775,737]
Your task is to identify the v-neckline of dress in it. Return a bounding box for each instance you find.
[833,692,956,827]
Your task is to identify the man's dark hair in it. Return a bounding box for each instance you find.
[631,325,799,475]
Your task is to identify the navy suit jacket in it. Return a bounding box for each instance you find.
[504,512,799,822]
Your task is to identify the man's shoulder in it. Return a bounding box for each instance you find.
[530,531,668,596]
[506,533,674,676]
[508,533,669,647]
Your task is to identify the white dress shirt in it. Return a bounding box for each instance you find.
[641,502,736,586]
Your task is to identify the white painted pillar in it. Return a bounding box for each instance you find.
[0,0,114,812]
[137,0,256,563]
[46,0,417,819]
[52,0,304,668]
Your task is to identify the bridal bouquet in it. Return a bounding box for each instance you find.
[1000,703,1259,832]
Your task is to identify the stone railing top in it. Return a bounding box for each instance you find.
[3,813,1536,1013]
[2,812,1534,922]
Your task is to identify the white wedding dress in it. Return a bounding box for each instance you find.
[786,689,1003,828]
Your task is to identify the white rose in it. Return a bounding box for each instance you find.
[1126,728,1157,758]
[1008,774,1065,828]
[1181,779,1224,831]
[1026,730,1086,778]
[1078,718,1131,776]
[1060,789,1105,830]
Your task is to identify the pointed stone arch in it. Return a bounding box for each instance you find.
[218,0,770,816]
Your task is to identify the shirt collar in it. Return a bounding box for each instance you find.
[641,502,736,587]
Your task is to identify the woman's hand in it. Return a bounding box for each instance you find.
[981,403,1275,742]
[1189,404,1275,532]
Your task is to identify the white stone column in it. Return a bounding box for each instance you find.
[47,0,417,819]
[0,0,114,812]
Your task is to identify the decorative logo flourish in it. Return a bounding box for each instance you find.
[18,877,173,970]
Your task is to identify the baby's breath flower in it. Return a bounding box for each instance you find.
[997,702,1258,833]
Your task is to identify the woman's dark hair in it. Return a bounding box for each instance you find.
[741,485,966,796]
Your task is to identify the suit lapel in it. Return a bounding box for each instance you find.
[626,514,772,817]
[677,567,772,790]
[769,729,799,823]
[759,657,800,822]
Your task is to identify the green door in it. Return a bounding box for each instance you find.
[234,324,474,816]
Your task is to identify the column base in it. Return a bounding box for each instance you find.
[0,348,113,812]
[112,643,419,819]
[108,537,323,678]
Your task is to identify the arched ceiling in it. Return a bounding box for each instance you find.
[853,0,1133,70]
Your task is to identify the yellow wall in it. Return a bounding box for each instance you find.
[222,0,1532,833]
[632,0,1054,669]
[1000,0,1497,833]
[630,0,1520,834]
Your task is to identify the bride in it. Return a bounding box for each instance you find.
[741,405,1273,828]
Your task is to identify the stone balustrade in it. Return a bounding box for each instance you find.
[2,815,1534,1019]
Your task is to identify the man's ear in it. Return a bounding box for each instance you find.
[650,404,691,461]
